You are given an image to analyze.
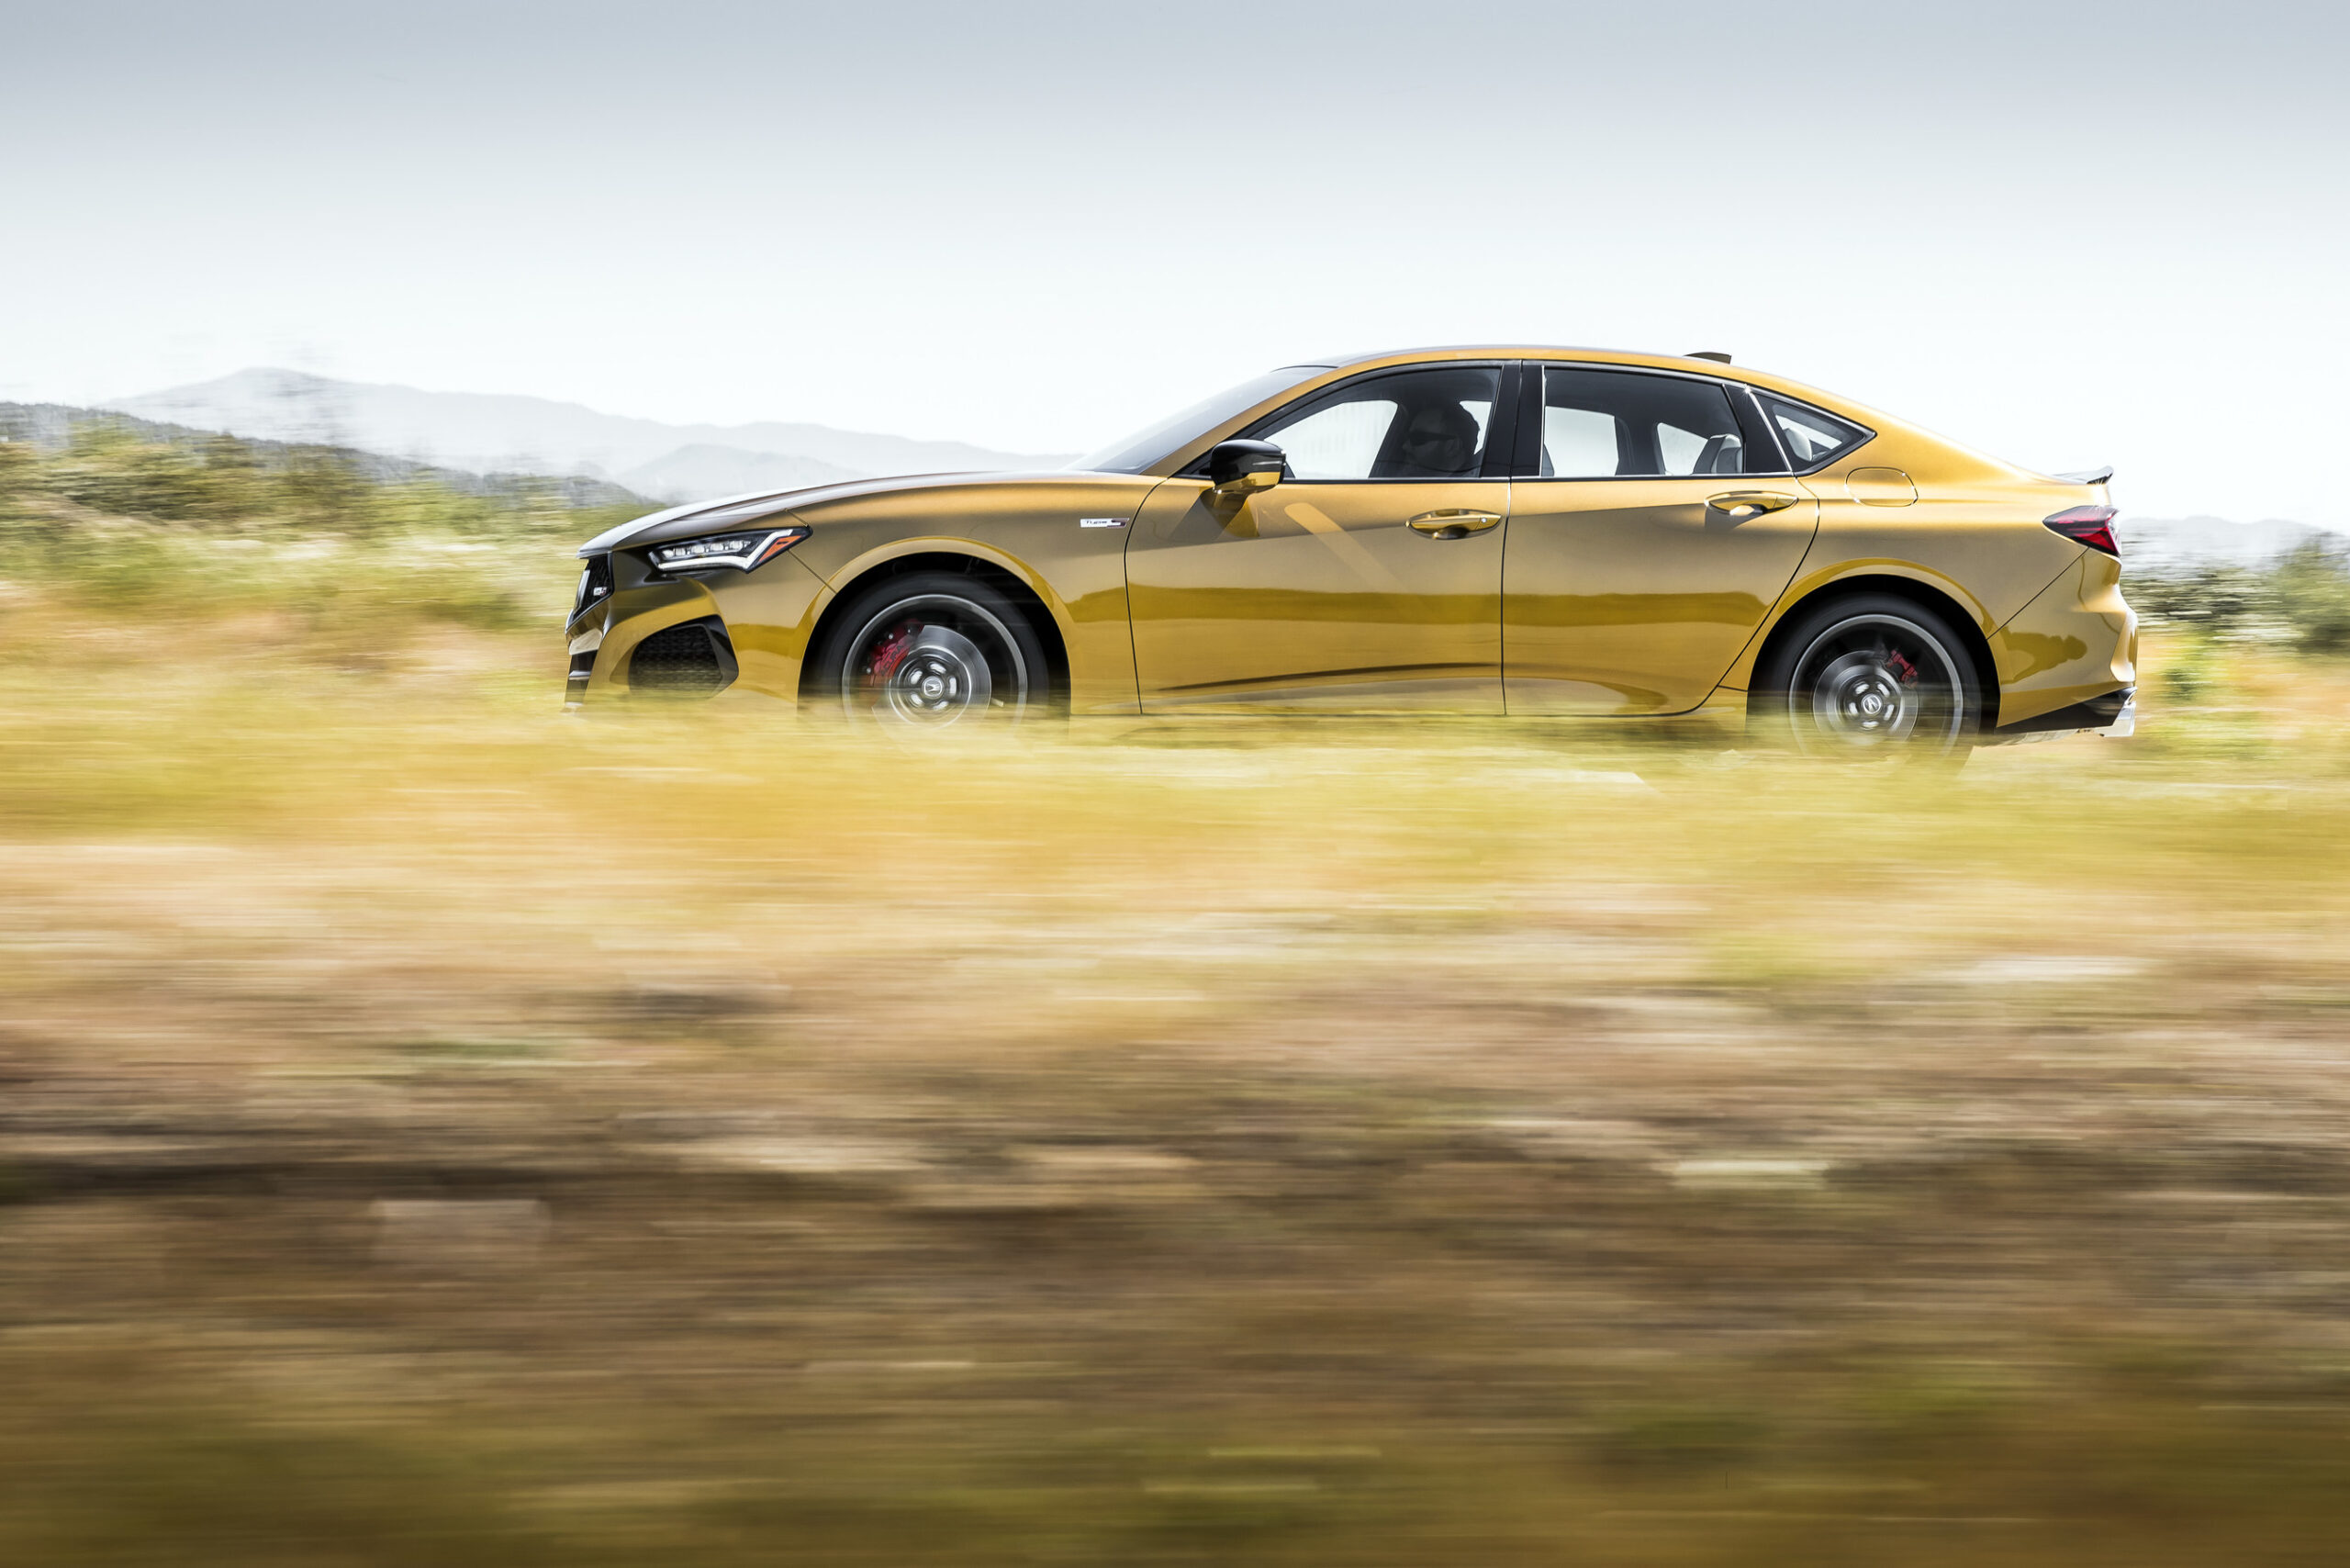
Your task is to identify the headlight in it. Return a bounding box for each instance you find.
[647,526,811,573]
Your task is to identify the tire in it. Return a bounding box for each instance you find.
[1753,593,1983,758]
[811,570,1052,730]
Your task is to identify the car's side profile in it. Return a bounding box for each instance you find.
[565,347,2137,753]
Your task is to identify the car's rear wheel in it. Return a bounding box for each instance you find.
[815,571,1050,730]
[1756,594,1981,758]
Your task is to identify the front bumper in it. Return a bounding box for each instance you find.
[565,648,598,705]
[564,544,825,706]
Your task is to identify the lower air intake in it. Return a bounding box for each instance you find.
[629,617,738,696]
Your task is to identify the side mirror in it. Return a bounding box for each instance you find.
[1208,439,1285,498]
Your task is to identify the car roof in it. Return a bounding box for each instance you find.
[1303,345,1742,375]
[1273,345,1890,430]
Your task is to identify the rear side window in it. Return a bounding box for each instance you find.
[1756,393,1871,469]
[1536,368,1753,477]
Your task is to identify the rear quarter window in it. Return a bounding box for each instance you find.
[1756,393,1872,470]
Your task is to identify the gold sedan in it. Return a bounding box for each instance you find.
[565,347,2136,753]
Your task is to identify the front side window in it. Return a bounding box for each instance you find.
[1263,397,1397,479]
[1757,393,1870,469]
[1538,367,1752,477]
[1253,365,1500,480]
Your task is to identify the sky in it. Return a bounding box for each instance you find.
[4,0,2346,523]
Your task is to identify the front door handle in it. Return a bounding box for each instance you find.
[1407,509,1503,539]
[1707,490,1800,521]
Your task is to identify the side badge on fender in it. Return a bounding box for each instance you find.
[1079,517,1130,529]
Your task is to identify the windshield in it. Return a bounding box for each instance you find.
[1068,365,1329,474]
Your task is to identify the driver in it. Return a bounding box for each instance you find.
[1390,399,1479,477]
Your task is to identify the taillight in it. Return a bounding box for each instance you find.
[2043,506,2119,556]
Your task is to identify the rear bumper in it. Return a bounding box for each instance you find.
[1988,554,2138,728]
[1984,686,2134,745]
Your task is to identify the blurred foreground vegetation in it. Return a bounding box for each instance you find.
[5,424,2350,1564]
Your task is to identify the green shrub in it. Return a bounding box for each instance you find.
[0,438,36,503]
[0,419,643,654]
[2272,542,2350,655]
[2131,545,2350,656]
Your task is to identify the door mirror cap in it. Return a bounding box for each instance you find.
[1208,439,1285,497]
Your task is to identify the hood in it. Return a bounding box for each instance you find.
[575,470,1093,556]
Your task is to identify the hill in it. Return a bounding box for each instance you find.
[0,400,648,511]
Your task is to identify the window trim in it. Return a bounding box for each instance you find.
[1483,362,1524,479]
[1507,362,1873,481]
[1176,361,1514,484]
[1731,387,1791,474]
[1169,357,1875,484]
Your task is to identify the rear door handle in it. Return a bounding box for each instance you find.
[1407,509,1503,539]
[1707,490,1799,520]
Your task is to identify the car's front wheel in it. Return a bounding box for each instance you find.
[1755,594,1982,758]
[814,571,1051,729]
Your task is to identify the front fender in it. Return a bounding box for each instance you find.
[783,480,1158,714]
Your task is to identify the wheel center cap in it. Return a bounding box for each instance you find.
[1860,691,1885,715]
[921,676,946,700]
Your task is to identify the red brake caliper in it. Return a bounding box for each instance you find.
[862,621,923,685]
[1886,650,1919,687]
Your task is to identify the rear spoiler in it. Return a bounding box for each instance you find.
[2055,466,2114,486]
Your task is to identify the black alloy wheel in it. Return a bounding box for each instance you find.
[1756,593,1982,757]
[816,571,1050,729]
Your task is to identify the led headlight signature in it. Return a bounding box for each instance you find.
[647,526,810,572]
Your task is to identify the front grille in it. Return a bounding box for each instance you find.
[629,617,738,696]
[573,554,614,621]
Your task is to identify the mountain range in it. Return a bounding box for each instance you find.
[2112,514,2342,567]
[102,369,1069,505]
[0,399,644,509]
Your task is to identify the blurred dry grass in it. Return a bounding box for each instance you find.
[7,502,2350,1561]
